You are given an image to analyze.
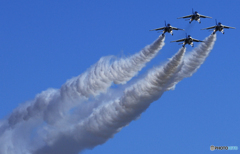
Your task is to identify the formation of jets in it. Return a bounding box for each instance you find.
[150,9,236,47]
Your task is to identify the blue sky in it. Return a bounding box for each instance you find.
[0,1,239,154]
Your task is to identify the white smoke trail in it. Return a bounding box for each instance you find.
[165,34,217,90]
[5,35,165,128]
[33,33,216,153]
[32,48,186,154]
[0,35,165,154]
[0,34,217,154]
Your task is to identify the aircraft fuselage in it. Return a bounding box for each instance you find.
[162,26,174,35]
[190,14,201,23]
[183,38,194,47]
[165,26,173,32]
[213,24,224,34]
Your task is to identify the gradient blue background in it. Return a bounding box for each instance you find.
[0,1,239,154]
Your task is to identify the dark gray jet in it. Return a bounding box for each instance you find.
[171,34,203,47]
[150,21,184,36]
[177,9,212,23]
[201,20,236,34]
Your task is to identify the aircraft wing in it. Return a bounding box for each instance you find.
[192,38,203,42]
[201,26,216,30]
[172,27,184,30]
[199,14,212,18]
[171,38,186,42]
[150,27,165,31]
[222,25,236,29]
[177,15,192,19]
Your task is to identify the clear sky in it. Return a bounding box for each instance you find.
[0,1,239,154]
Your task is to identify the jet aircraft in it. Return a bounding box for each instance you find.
[171,34,203,47]
[201,20,236,34]
[177,9,212,23]
[150,21,184,36]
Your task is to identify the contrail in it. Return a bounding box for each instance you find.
[33,47,186,154]
[5,35,165,128]
[0,34,217,154]
[0,35,165,154]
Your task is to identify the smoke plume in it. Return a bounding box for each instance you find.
[0,34,216,154]
[6,35,165,128]
[33,47,186,154]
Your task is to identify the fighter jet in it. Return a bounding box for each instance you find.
[201,20,236,34]
[177,9,212,23]
[150,21,184,36]
[171,34,203,47]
